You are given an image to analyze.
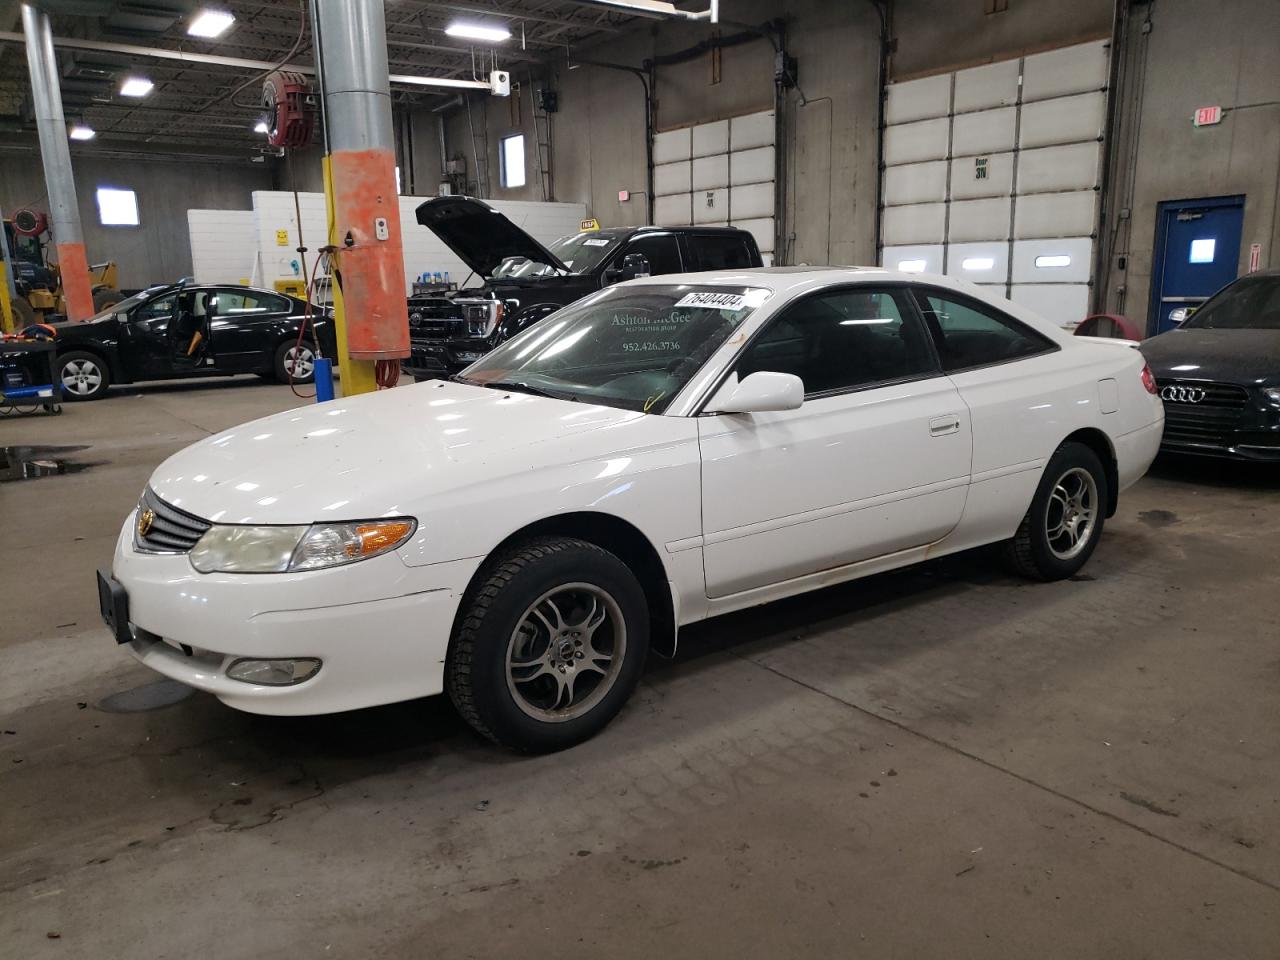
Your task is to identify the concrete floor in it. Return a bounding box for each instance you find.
[2,376,1278,959]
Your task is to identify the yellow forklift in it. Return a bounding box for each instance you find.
[0,209,122,330]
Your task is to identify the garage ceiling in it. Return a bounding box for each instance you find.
[0,0,640,152]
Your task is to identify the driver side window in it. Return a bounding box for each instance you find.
[133,295,176,321]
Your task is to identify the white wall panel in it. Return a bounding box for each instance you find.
[949,151,1015,199]
[1019,92,1106,149]
[188,209,257,284]
[951,107,1016,156]
[730,181,775,220]
[1011,237,1093,283]
[694,188,729,224]
[883,117,950,165]
[1014,191,1098,239]
[731,216,774,254]
[729,146,775,186]
[692,119,729,157]
[653,127,691,164]
[882,244,943,275]
[729,110,775,151]
[1010,282,1091,328]
[948,197,1011,242]
[945,241,1009,283]
[1018,142,1102,194]
[882,203,946,245]
[884,74,950,124]
[654,193,692,226]
[654,160,692,196]
[884,160,948,206]
[1022,40,1109,102]
[954,59,1019,112]
[692,154,730,191]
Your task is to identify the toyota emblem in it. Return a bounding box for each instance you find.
[138,508,155,538]
[1160,385,1207,403]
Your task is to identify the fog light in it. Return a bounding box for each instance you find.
[226,657,321,686]
[456,350,484,361]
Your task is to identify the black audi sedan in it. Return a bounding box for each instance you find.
[1140,270,1280,459]
[48,280,336,401]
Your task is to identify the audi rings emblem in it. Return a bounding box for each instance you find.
[409,312,423,328]
[1160,385,1207,403]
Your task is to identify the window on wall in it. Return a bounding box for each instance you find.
[96,187,139,226]
[500,134,526,189]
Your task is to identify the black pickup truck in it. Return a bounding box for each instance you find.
[403,196,764,380]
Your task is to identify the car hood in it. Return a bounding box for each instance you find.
[49,315,115,336]
[1140,328,1280,384]
[147,381,647,524]
[415,196,568,279]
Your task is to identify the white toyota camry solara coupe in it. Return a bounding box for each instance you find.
[98,267,1164,751]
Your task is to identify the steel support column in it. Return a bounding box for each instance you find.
[20,4,94,321]
[310,0,410,396]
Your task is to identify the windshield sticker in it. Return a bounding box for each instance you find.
[674,291,751,311]
[582,238,611,247]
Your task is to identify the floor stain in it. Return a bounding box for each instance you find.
[1138,509,1180,528]
[1119,791,1180,817]
[0,444,99,482]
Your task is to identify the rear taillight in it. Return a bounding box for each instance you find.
[1140,363,1159,395]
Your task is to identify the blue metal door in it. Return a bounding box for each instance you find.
[1150,196,1244,334]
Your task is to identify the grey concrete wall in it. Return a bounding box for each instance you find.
[1099,0,1280,329]
[890,0,1113,78]
[0,151,272,289]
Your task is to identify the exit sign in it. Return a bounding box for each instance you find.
[1193,105,1222,127]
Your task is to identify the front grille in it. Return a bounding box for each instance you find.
[135,487,212,554]
[1157,379,1249,449]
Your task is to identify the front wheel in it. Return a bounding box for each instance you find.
[1004,441,1108,581]
[446,537,650,752]
[58,350,111,401]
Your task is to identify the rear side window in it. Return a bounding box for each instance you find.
[914,291,1055,371]
[211,290,291,315]
[622,234,682,275]
[739,287,938,395]
[687,234,756,270]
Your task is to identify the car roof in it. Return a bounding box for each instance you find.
[586,225,754,239]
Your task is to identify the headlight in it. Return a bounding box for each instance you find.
[189,519,416,574]
[1264,387,1280,405]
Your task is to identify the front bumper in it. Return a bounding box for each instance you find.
[401,337,494,379]
[108,515,481,715]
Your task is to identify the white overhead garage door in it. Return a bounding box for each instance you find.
[880,40,1109,327]
[652,109,776,264]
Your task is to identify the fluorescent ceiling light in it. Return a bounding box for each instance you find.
[119,77,154,97]
[254,120,270,134]
[1035,254,1071,268]
[188,9,235,38]
[445,22,511,42]
[961,256,995,271]
[69,125,96,141]
[897,259,927,273]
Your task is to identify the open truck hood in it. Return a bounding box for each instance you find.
[415,196,569,280]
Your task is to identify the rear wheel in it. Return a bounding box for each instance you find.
[58,350,111,401]
[1004,441,1108,580]
[92,287,124,312]
[11,297,37,329]
[274,340,316,383]
[446,537,650,752]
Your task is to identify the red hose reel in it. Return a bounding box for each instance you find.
[262,70,314,148]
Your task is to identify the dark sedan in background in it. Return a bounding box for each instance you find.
[49,281,335,401]
[1141,270,1280,459]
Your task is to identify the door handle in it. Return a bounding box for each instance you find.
[929,415,961,437]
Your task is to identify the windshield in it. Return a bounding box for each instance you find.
[491,232,622,279]
[87,289,154,320]
[458,284,772,413]
[1182,275,1280,330]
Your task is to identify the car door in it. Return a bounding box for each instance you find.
[619,233,683,277]
[206,289,295,372]
[118,290,183,380]
[683,233,759,270]
[697,285,972,598]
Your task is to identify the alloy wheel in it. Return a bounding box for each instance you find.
[284,345,315,379]
[1045,466,1098,561]
[61,358,102,397]
[505,583,626,723]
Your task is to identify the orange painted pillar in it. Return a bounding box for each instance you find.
[55,241,95,320]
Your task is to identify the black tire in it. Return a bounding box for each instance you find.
[57,350,111,401]
[1004,441,1108,581]
[12,297,37,329]
[92,287,124,312]
[273,340,316,383]
[446,536,650,753]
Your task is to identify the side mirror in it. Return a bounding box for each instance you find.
[622,253,651,279]
[704,371,804,414]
